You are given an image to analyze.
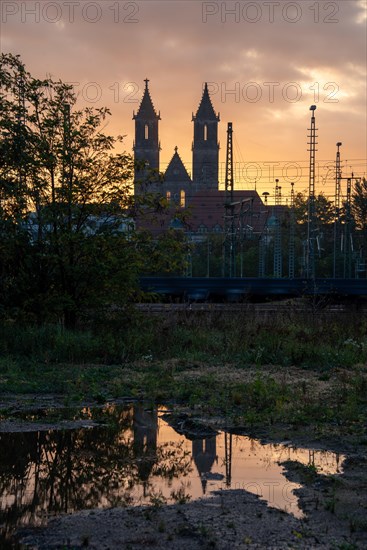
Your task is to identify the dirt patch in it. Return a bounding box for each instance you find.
[1,382,366,549]
[17,475,367,549]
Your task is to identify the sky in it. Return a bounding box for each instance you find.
[1,0,366,199]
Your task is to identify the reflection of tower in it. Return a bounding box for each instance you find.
[224,432,232,487]
[133,79,161,188]
[308,449,315,466]
[335,452,341,473]
[192,83,220,189]
[133,404,158,495]
[192,437,217,494]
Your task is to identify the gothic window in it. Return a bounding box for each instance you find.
[198,224,207,233]
[204,124,208,141]
[213,224,222,233]
[144,124,149,140]
[180,190,185,208]
[166,191,171,203]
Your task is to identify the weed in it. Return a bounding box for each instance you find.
[149,490,167,508]
[0,309,366,433]
[170,487,191,505]
[324,497,336,514]
[158,520,165,533]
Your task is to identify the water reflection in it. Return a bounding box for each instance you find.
[0,404,343,545]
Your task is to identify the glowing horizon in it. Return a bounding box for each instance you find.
[1,0,366,199]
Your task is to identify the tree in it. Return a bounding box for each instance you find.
[0,53,170,326]
[294,191,335,226]
[351,178,367,270]
[352,178,367,233]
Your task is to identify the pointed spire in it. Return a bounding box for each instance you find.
[193,83,219,121]
[134,79,160,120]
[165,147,192,182]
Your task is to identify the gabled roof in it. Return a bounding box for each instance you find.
[193,82,219,121]
[164,147,192,183]
[133,79,160,120]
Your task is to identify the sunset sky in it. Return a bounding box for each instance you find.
[1,0,366,198]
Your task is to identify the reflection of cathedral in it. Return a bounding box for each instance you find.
[133,81,266,236]
[192,437,218,494]
[133,404,158,493]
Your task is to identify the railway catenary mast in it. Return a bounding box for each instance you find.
[306,105,318,279]
[289,182,296,278]
[343,176,353,278]
[333,142,342,278]
[258,192,270,277]
[273,180,282,277]
[223,122,235,277]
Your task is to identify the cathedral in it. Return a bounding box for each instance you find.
[133,80,265,236]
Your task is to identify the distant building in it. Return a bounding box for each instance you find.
[133,80,267,237]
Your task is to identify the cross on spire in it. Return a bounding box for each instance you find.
[133,79,160,120]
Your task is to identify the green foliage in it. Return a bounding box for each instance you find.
[294,191,335,226]
[0,53,187,326]
[0,54,139,325]
[352,178,367,233]
[140,229,189,275]
[1,308,366,433]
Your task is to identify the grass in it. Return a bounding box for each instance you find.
[0,306,366,432]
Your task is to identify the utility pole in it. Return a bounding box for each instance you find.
[306,105,318,279]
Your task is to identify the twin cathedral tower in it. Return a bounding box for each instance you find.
[133,79,220,196]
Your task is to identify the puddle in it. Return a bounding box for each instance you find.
[0,403,344,546]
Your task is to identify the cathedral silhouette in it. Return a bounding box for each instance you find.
[133,80,265,235]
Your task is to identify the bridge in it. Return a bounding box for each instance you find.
[140,277,367,302]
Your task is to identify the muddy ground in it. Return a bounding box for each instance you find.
[0,392,364,550]
[15,448,367,549]
[16,453,367,549]
[2,349,367,550]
